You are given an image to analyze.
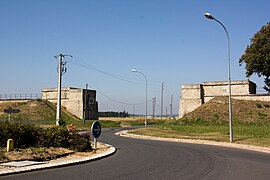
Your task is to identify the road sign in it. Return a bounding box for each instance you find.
[4,108,20,114]
[91,121,101,139]
[91,121,101,149]
[4,108,20,122]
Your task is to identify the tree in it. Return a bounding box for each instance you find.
[239,22,270,92]
[98,111,129,117]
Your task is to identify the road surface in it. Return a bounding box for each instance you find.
[2,127,270,180]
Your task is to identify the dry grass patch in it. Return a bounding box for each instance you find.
[184,97,270,124]
[0,147,73,163]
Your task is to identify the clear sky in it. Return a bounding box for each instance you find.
[1,0,270,115]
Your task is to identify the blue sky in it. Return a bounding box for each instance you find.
[1,0,270,115]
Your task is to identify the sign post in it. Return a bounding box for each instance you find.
[4,108,20,122]
[91,121,101,149]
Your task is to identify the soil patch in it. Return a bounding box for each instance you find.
[0,147,74,163]
[0,142,110,170]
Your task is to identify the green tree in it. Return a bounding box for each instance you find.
[239,22,270,92]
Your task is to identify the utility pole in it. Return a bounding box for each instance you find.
[152,97,156,119]
[55,54,71,126]
[133,104,135,117]
[83,83,88,124]
[170,95,173,119]
[161,82,164,119]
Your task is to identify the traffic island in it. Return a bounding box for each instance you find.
[0,142,116,176]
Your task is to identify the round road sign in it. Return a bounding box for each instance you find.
[91,121,101,138]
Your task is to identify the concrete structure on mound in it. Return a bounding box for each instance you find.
[42,87,98,120]
[179,80,270,118]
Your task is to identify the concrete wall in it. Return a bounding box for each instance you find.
[42,87,98,120]
[179,80,269,118]
[202,80,256,97]
[179,84,203,117]
[233,94,270,102]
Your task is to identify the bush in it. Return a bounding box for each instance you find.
[41,126,70,148]
[0,122,92,152]
[15,123,43,148]
[69,134,91,152]
[58,119,66,126]
[0,122,11,147]
[0,122,43,148]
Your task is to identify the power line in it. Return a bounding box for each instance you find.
[66,56,161,88]
[57,56,165,111]
[97,90,134,106]
[69,57,138,85]
[87,84,143,106]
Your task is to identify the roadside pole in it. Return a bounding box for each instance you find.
[56,54,63,126]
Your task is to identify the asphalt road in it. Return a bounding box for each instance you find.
[2,127,270,180]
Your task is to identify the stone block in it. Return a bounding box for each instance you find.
[7,139,14,152]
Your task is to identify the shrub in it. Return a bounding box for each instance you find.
[69,134,91,152]
[14,123,43,148]
[58,119,66,126]
[42,126,70,148]
[257,112,267,118]
[0,122,12,147]
[0,122,43,148]
[0,122,92,152]
[66,123,76,134]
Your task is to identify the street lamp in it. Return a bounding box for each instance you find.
[204,12,233,143]
[132,69,148,127]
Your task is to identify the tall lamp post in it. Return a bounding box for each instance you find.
[204,12,233,143]
[132,69,148,127]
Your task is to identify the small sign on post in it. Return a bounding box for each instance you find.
[4,107,20,122]
[91,121,101,149]
[4,108,20,114]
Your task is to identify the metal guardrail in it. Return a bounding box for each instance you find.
[0,94,42,100]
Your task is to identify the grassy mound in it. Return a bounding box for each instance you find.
[182,97,270,125]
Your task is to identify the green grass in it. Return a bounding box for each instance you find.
[130,123,270,147]
[2,119,122,130]
[65,120,121,130]
[2,99,270,148]
[122,119,165,126]
[0,100,123,129]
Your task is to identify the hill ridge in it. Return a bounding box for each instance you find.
[182,97,270,124]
